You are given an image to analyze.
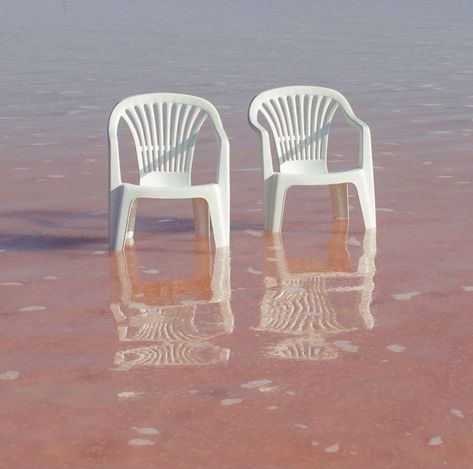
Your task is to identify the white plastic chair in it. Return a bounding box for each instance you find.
[108,93,230,251]
[248,86,376,232]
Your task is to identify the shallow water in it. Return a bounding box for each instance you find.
[1,1,473,467]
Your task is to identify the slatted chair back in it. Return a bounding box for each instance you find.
[109,93,221,183]
[249,86,354,173]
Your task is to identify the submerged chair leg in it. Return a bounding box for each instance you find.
[265,178,287,233]
[208,191,229,249]
[329,183,349,220]
[192,198,210,237]
[109,187,134,251]
[126,199,138,244]
[355,175,376,230]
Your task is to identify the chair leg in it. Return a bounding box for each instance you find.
[355,175,376,230]
[208,190,230,249]
[192,198,210,237]
[263,179,274,232]
[126,199,138,244]
[265,178,287,233]
[109,187,134,251]
[329,183,349,220]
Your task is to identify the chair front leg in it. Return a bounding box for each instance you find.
[208,190,230,249]
[126,199,138,243]
[265,177,287,233]
[109,186,135,251]
[355,173,376,230]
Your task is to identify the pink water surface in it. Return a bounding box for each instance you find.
[1,1,473,467]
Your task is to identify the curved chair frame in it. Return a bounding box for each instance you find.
[248,86,376,232]
[108,93,230,251]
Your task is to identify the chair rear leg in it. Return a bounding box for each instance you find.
[109,187,133,251]
[355,177,376,230]
[329,183,349,220]
[192,198,210,237]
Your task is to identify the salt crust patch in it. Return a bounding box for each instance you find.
[244,229,262,237]
[247,267,262,275]
[132,427,160,435]
[93,250,106,255]
[241,379,272,389]
[0,370,20,380]
[325,444,339,453]
[386,344,406,353]
[294,424,308,429]
[220,398,242,406]
[267,406,278,410]
[19,305,46,312]
[451,409,464,418]
[428,436,443,446]
[246,208,263,212]
[392,291,419,301]
[462,286,473,292]
[44,276,58,280]
[0,282,23,286]
[47,174,67,178]
[377,208,394,212]
[128,439,155,446]
[347,237,361,246]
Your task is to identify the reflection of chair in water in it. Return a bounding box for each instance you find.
[110,244,232,369]
[255,221,376,360]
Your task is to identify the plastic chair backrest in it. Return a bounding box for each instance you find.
[108,93,224,182]
[249,86,354,173]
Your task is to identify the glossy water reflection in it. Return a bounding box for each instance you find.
[255,221,376,360]
[110,243,232,369]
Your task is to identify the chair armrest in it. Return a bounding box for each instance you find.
[248,120,274,180]
[341,109,373,169]
[108,124,123,191]
[217,134,230,187]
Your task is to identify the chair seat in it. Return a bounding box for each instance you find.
[271,167,365,187]
[121,182,220,200]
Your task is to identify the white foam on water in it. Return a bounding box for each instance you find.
[128,439,155,446]
[132,427,160,435]
[428,436,443,446]
[325,444,339,453]
[450,408,464,418]
[247,267,262,275]
[241,379,272,389]
[392,292,420,301]
[0,370,20,380]
[220,398,242,406]
[386,344,406,353]
[19,305,46,312]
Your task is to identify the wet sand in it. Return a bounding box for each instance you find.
[1,1,473,467]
